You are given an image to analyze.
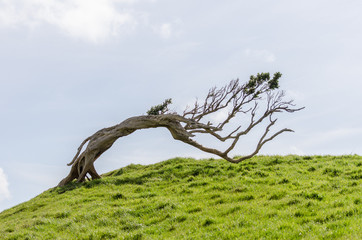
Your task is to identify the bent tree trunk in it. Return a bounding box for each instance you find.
[58,115,208,186]
[58,73,303,187]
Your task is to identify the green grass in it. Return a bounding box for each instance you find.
[1,155,361,239]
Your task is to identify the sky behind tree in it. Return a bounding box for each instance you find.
[1,0,362,211]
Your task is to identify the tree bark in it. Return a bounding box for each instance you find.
[58,115,196,186]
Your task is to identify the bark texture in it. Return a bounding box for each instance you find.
[58,73,303,186]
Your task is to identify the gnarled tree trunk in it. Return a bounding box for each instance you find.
[58,115,195,186]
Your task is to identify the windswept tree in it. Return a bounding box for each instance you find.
[58,72,303,186]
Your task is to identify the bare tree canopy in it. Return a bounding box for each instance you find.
[58,72,303,187]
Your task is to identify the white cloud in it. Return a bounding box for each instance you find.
[154,19,182,39]
[0,0,139,43]
[158,23,172,39]
[245,49,276,62]
[0,168,10,202]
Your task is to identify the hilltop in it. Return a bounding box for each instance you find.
[0,155,361,239]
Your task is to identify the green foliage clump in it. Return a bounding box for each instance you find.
[245,72,282,96]
[1,155,361,239]
[147,98,172,115]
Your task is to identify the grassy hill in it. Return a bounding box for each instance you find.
[0,155,361,239]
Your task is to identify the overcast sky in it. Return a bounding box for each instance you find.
[1,0,362,212]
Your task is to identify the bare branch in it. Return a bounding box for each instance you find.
[67,136,91,166]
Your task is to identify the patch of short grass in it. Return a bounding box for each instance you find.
[0,155,361,239]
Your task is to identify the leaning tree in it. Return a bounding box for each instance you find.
[58,72,303,187]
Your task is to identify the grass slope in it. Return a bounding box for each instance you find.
[1,155,361,239]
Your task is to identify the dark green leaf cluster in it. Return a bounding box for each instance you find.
[268,72,281,89]
[147,98,172,115]
[244,72,282,95]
